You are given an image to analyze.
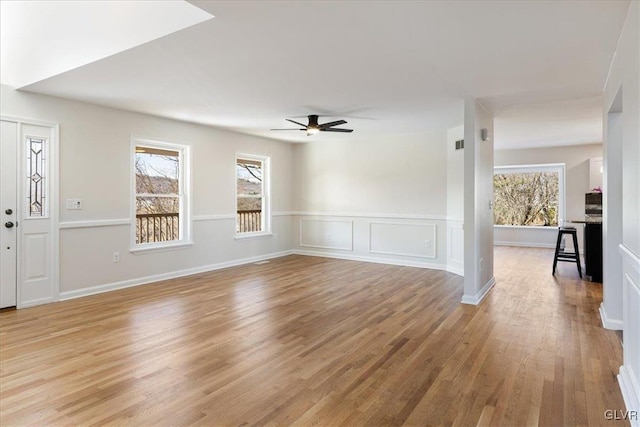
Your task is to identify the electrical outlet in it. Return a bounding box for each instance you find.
[113,252,120,263]
[325,233,332,241]
[479,257,484,271]
[424,239,432,249]
[273,233,278,239]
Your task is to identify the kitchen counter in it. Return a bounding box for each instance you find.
[568,218,603,224]
[567,220,602,282]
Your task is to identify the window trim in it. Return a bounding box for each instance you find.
[24,134,50,219]
[235,153,271,237]
[130,136,192,252]
[493,163,566,228]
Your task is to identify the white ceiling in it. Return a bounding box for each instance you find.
[1,1,630,148]
[0,1,212,88]
[493,96,604,150]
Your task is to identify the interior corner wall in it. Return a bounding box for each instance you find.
[291,131,454,272]
[447,125,465,275]
[494,143,603,248]
[1,85,295,299]
[463,98,494,305]
[602,1,640,417]
[603,101,624,330]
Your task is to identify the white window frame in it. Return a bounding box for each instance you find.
[24,134,50,219]
[235,153,271,238]
[130,136,192,252]
[493,163,566,228]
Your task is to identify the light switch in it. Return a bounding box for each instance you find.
[66,199,83,210]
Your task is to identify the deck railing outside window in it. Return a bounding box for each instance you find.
[136,213,179,244]
[237,210,261,233]
[136,210,262,242]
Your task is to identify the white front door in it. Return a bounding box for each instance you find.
[20,123,57,306]
[1,119,58,308]
[0,121,18,308]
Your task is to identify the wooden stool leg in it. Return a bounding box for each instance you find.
[572,231,582,278]
[553,230,563,275]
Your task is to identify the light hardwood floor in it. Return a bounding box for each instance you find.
[0,247,627,426]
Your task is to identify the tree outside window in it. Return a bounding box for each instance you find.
[133,142,187,246]
[236,155,269,234]
[494,165,564,227]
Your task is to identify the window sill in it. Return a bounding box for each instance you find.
[130,241,194,254]
[235,231,273,240]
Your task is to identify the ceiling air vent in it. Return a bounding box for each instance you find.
[455,139,464,150]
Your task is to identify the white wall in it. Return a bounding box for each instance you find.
[604,95,624,329]
[446,126,465,219]
[463,99,495,304]
[292,132,447,214]
[1,85,295,298]
[494,143,603,248]
[291,131,454,271]
[602,2,640,419]
[447,125,465,274]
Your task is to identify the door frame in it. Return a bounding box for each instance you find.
[1,115,59,308]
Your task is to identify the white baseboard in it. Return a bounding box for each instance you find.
[446,265,464,276]
[19,296,55,309]
[293,249,448,272]
[445,265,464,277]
[494,241,555,249]
[59,250,295,301]
[599,302,624,330]
[461,277,496,305]
[618,365,640,426]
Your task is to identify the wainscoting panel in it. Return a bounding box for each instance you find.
[619,245,640,420]
[299,219,353,251]
[369,222,436,259]
[293,214,448,271]
[494,226,562,249]
[24,234,48,279]
[21,233,53,305]
[447,221,464,275]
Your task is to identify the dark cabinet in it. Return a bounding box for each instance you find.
[584,223,602,282]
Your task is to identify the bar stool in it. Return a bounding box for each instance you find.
[552,226,582,278]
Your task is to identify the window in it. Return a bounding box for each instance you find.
[26,136,48,217]
[236,154,270,235]
[493,164,565,227]
[132,139,190,249]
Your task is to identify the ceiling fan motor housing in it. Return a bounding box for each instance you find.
[308,115,319,128]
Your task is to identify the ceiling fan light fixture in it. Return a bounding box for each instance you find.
[272,115,353,135]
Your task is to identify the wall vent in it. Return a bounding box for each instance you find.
[455,139,464,150]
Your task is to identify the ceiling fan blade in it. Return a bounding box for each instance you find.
[270,128,306,131]
[286,119,308,128]
[319,120,347,129]
[320,128,353,133]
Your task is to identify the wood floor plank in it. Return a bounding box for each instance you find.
[0,248,628,426]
